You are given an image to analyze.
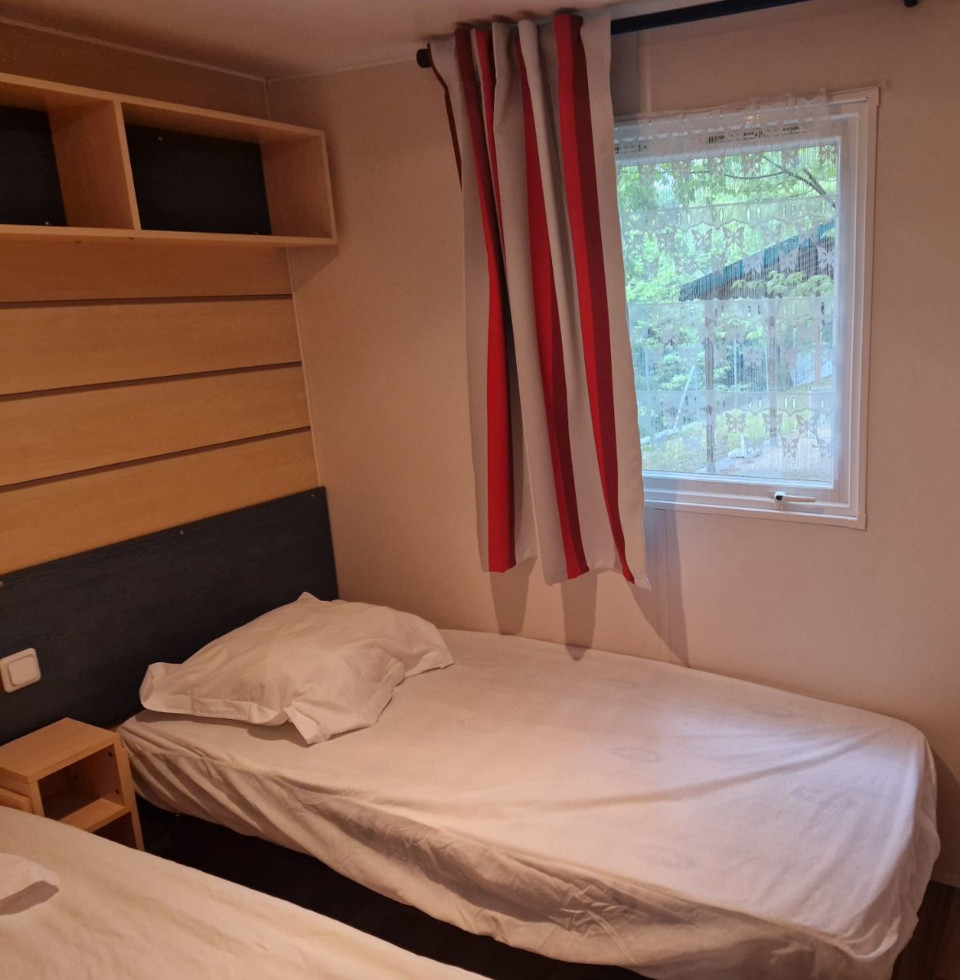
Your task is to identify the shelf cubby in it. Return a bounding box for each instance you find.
[37,744,128,830]
[0,70,336,247]
[0,105,66,226]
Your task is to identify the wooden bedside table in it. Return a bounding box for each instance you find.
[0,718,143,849]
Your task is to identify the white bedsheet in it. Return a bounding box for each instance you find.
[120,629,939,980]
[0,806,482,979]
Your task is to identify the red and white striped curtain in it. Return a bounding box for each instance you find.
[431,13,647,586]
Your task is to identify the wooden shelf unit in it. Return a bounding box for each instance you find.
[0,718,143,849]
[0,70,336,247]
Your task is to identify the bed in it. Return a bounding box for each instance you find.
[119,628,939,980]
[0,805,484,979]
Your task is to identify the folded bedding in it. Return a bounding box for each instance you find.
[120,628,939,980]
[0,806,482,979]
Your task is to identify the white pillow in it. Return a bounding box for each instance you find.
[319,599,453,676]
[0,854,60,915]
[140,594,451,744]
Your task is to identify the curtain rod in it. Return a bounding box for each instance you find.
[415,0,918,69]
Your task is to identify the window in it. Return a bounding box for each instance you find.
[615,91,877,526]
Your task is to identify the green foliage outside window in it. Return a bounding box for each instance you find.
[617,140,839,481]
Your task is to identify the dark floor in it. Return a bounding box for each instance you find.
[139,799,643,980]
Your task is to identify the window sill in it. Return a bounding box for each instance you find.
[642,493,866,529]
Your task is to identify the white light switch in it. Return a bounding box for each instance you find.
[0,649,41,692]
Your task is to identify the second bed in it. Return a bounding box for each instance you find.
[120,628,938,980]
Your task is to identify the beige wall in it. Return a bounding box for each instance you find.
[269,0,960,881]
[0,19,268,114]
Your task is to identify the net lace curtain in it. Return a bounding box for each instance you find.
[431,14,647,586]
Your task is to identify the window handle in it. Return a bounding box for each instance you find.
[771,491,818,504]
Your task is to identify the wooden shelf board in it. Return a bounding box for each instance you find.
[0,786,32,812]
[0,70,321,141]
[121,100,319,143]
[0,224,335,247]
[45,789,127,832]
[0,74,112,113]
[0,718,116,780]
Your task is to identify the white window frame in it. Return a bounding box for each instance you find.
[616,88,878,528]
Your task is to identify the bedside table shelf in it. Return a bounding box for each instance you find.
[46,791,128,832]
[0,718,142,848]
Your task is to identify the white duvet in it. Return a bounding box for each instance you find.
[120,629,939,980]
[0,806,482,979]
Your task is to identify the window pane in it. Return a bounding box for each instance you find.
[617,137,840,486]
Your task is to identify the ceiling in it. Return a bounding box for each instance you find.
[0,0,699,79]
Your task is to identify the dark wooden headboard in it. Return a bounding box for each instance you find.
[0,489,337,743]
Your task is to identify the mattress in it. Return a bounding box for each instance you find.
[0,806,482,979]
[120,629,939,980]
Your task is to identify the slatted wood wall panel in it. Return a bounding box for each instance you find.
[0,32,320,575]
[1,433,318,572]
[0,241,291,303]
[0,298,301,393]
[0,367,310,486]
[0,259,319,573]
